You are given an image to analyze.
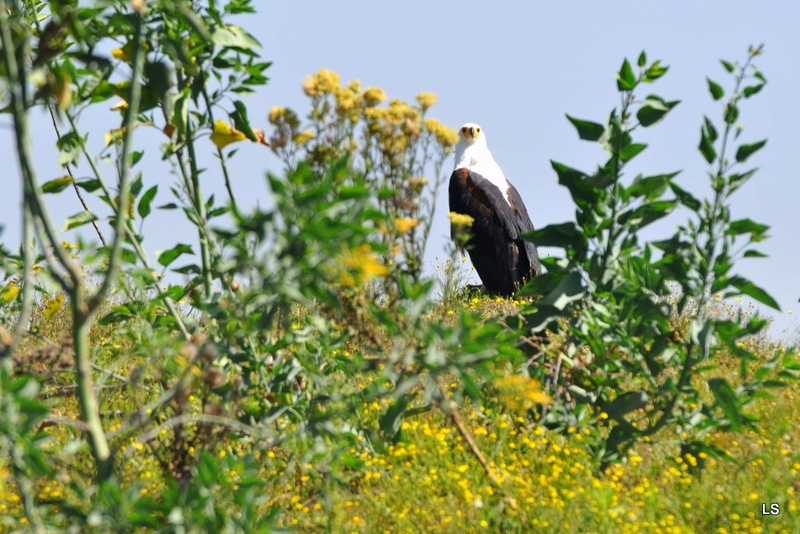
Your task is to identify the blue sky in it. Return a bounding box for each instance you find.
[2,3,799,340]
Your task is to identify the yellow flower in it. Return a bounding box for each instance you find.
[447,212,474,227]
[210,120,246,149]
[334,244,389,287]
[415,92,438,111]
[0,284,19,303]
[424,118,459,146]
[363,86,387,107]
[292,129,316,145]
[111,48,130,61]
[494,375,551,411]
[407,176,428,192]
[335,86,362,117]
[302,69,340,96]
[44,294,64,318]
[393,218,419,234]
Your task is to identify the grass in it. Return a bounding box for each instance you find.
[1,288,799,533]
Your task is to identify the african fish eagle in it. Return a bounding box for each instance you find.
[448,123,541,296]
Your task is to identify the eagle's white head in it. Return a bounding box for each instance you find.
[454,122,496,169]
[453,122,511,201]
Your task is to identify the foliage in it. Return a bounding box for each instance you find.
[268,71,457,286]
[520,47,797,465]
[0,0,795,530]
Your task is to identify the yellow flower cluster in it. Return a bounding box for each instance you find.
[393,217,419,234]
[268,106,301,150]
[333,243,389,287]
[302,68,341,96]
[447,212,475,227]
[363,86,387,107]
[493,374,551,411]
[415,92,438,111]
[424,117,459,146]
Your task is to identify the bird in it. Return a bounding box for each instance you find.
[448,122,541,296]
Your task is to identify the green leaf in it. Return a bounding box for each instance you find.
[138,185,158,219]
[637,51,647,67]
[727,277,780,310]
[743,83,765,98]
[708,378,743,431]
[42,176,74,194]
[76,179,102,193]
[728,168,757,194]
[725,218,769,239]
[743,249,767,258]
[637,95,680,127]
[539,272,585,310]
[211,25,261,49]
[619,143,647,162]
[720,59,736,73]
[379,396,409,442]
[160,285,186,301]
[61,211,98,232]
[621,200,676,230]
[566,115,605,141]
[130,173,143,198]
[551,161,594,209]
[703,116,718,142]
[706,78,724,100]
[735,139,767,163]
[230,100,258,142]
[143,61,171,101]
[56,130,82,167]
[604,391,649,418]
[616,58,636,91]
[627,172,679,200]
[699,124,717,164]
[526,222,583,249]
[157,243,194,268]
[724,103,739,124]
[669,181,702,212]
[644,61,669,81]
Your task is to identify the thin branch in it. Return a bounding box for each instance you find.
[48,105,107,246]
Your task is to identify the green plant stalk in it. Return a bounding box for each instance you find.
[0,7,81,292]
[0,1,63,526]
[66,9,146,484]
[65,111,191,340]
[201,86,240,215]
[0,0,61,370]
[89,17,144,313]
[175,76,213,298]
[696,54,754,310]
[48,105,107,246]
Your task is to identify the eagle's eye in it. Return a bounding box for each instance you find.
[461,127,467,133]
[476,128,481,133]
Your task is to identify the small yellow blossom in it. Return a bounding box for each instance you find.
[43,294,64,318]
[333,244,389,287]
[393,218,419,234]
[292,129,316,145]
[302,69,340,96]
[447,212,475,227]
[111,47,130,61]
[415,92,438,111]
[424,118,459,146]
[363,86,387,106]
[494,375,551,411]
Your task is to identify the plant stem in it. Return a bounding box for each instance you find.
[48,105,107,246]
[65,111,190,340]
